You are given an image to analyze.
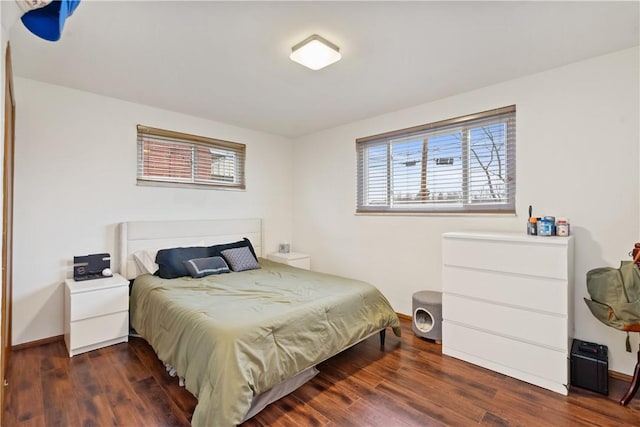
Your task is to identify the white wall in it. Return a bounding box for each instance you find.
[292,47,640,375]
[12,78,294,345]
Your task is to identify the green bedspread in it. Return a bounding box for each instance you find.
[130,259,400,427]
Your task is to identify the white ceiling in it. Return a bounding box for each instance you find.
[8,1,640,138]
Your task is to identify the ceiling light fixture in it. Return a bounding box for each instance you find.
[289,34,341,71]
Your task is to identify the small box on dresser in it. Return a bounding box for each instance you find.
[442,232,574,395]
[64,273,129,357]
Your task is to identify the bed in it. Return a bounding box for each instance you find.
[119,219,401,426]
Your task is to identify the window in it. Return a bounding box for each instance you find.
[137,125,246,190]
[356,106,515,214]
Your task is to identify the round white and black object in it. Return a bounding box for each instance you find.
[412,290,442,342]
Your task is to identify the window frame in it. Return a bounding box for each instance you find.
[136,125,246,190]
[356,105,516,214]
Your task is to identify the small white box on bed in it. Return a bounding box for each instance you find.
[267,252,310,270]
[64,273,129,357]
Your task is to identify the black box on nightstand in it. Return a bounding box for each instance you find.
[570,339,608,395]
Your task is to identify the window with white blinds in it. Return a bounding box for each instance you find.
[356,106,515,214]
[137,125,246,190]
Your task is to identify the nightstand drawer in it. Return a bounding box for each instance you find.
[69,311,128,350]
[286,258,311,269]
[267,252,311,270]
[70,285,129,321]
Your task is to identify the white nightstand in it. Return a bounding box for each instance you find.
[64,273,129,357]
[267,252,311,270]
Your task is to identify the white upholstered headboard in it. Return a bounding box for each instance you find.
[118,218,262,279]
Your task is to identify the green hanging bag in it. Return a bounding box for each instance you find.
[584,261,640,351]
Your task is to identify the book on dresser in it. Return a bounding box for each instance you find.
[441,231,574,395]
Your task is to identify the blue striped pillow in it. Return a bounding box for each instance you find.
[183,256,230,278]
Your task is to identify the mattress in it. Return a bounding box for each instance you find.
[130,258,400,426]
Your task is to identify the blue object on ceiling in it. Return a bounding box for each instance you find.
[21,0,81,42]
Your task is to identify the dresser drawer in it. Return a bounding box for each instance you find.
[69,311,129,350]
[443,321,568,387]
[443,294,568,350]
[288,258,310,269]
[443,266,568,314]
[267,252,311,270]
[70,285,129,321]
[443,236,569,279]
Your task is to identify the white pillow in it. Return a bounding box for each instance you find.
[133,250,158,275]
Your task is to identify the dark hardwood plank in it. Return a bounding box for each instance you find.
[341,399,418,427]
[3,345,44,426]
[4,318,640,426]
[40,366,82,426]
[90,348,150,426]
[128,338,197,422]
[290,376,363,426]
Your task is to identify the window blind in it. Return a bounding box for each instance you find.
[137,125,246,190]
[356,106,515,214]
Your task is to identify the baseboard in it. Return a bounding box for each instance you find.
[609,370,632,382]
[12,334,63,351]
[397,312,411,321]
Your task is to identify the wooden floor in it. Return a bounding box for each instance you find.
[4,318,640,426]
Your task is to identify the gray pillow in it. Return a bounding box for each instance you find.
[220,247,261,272]
[183,256,230,278]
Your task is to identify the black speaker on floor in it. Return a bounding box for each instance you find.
[570,339,608,395]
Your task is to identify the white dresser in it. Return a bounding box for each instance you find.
[442,231,574,395]
[64,274,129,357]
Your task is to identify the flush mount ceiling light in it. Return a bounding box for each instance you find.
[289,34,342,70]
